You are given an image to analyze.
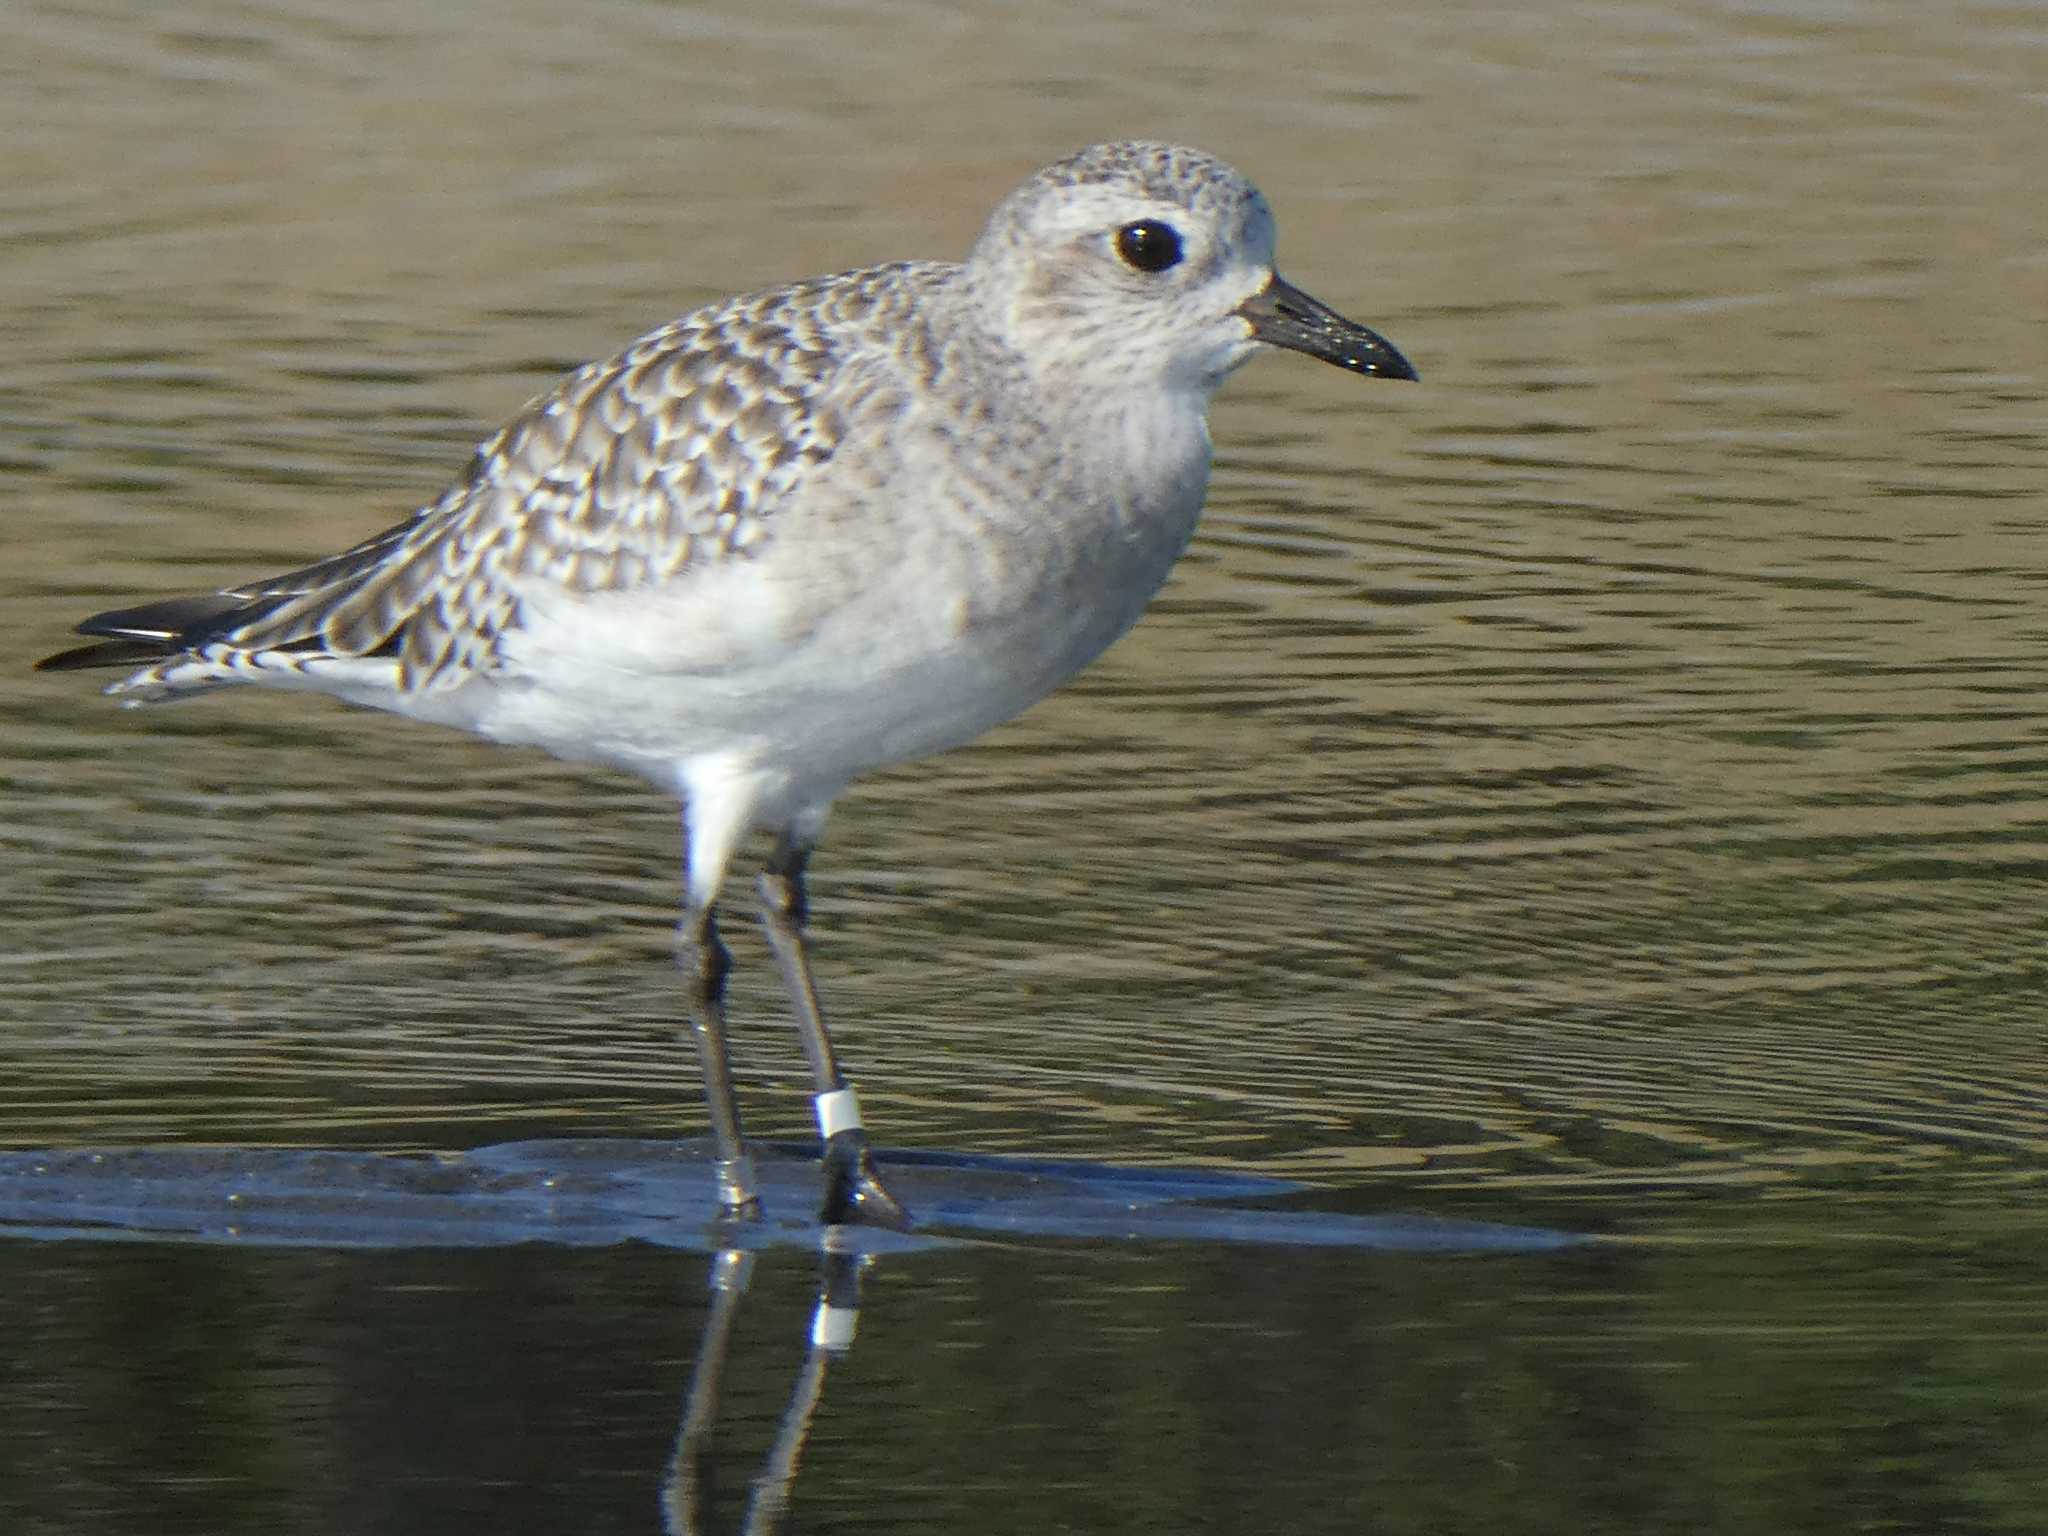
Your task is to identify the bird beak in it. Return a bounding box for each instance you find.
[1238,275,1418,381]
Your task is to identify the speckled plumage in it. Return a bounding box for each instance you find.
[40,141,1416,1226]
[104,261,952,697]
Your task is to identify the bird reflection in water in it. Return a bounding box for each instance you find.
[664,1240,866,1535]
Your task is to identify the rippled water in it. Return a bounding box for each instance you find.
[3,0,2045,1531]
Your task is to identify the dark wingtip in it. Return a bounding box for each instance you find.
[34,592,254,674]
[34,639,165,673]
[74,593,248,642]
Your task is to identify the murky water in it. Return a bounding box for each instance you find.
[3,0,2045,1530]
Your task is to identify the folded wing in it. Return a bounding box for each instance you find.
[35,271,911,696]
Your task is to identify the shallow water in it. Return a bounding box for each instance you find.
[3,0,2045,1530]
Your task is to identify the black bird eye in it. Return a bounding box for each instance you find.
[1114,219,1184,274]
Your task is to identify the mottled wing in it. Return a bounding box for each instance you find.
[182,267,934,692]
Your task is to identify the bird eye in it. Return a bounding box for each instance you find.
[1114,219,1184,274]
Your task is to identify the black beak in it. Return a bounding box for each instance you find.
[1238,274,1418,381]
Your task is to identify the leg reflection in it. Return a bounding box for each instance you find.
[665,1248,754,1535]
[663,1243,867,1536]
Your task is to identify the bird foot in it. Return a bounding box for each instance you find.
[819,1130,913,1231]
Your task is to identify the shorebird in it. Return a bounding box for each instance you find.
[38,140,1417,1229]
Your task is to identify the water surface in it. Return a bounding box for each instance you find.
[2,0,2044,1530]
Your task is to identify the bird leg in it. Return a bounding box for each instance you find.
[757,838,913,1231]
[674,904,762,1221]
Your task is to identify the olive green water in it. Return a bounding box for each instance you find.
[2,0,2044,1531]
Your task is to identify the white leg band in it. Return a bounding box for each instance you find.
[814,1087,863,1140]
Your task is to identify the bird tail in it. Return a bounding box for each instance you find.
[34,592,290,701]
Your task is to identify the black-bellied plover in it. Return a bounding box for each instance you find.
[39,141,1417,1229]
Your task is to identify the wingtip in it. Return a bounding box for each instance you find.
[36,590,258,675]
[34,639,165,673]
